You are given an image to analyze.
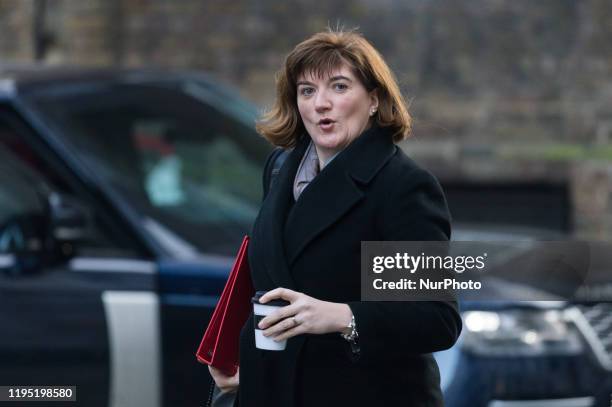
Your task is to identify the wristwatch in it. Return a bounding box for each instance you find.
[340,314,360,354]
[341,314,359,343]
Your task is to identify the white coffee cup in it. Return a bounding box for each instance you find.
[252,291,291,351]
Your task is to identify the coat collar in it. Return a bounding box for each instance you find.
[258,124,397,287]
[342,123,398,184]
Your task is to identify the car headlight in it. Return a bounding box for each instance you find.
[461,309,583,356]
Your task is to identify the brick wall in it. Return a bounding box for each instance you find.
[2,0,611,143]
[0,0,34,61]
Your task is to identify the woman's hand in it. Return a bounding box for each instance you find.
[258,288,353,341]
[208,365,239,394]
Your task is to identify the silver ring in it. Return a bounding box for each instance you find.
[292,316,299,326]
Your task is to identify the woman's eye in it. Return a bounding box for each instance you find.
[300,87,315,96]
[333,83,348,91]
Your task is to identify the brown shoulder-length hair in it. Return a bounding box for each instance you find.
[256,30,411,147]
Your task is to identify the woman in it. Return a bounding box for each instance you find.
[210,29,462,407]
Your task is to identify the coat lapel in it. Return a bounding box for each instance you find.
[284,124,397,266]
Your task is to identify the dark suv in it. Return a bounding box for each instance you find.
[0,67,270,407]
[436,225,612,407]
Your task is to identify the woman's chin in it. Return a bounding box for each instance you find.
[313,138,342,151]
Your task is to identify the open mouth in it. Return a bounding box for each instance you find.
[318,119,335,130]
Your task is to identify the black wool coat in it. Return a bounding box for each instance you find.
[238,124,462,407]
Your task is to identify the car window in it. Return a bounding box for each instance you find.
[26,82,270,256]
[0,111,137,257]
[0,145,47,253]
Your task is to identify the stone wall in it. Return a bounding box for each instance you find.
[2,0,612,142]
[0,0,34,61]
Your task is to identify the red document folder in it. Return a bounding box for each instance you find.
[196,235,254,376]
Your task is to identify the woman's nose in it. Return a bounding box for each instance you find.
[314,90,331,112]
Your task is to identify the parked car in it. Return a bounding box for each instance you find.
[0,66,270,407]
[436,224,612,407]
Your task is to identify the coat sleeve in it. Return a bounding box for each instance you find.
[346,167,462,365]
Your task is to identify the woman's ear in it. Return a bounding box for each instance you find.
[369,89,379,112]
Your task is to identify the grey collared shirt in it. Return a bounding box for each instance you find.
[293,141,341,201]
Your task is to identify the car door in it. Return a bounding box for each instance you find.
[0,108,161,407]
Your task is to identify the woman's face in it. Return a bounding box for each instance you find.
[296,64,378,160]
